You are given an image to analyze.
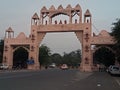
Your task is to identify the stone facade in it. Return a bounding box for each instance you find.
[2,4,115,71]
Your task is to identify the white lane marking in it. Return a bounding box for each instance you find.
[114,78,120,86]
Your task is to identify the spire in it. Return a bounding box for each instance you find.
[84,9,91,17]
[66,4,72,10]
[58,5,64,10]
[41,6,47,11]
[6,27,14,32]
[75,4,81,10]
[49,5,55,11]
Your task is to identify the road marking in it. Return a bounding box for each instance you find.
[114,78,120,86]
[116,79,120,86]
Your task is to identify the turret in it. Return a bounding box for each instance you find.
[31,13,39,25]
[5,27,14,38]
[84,9,92,23]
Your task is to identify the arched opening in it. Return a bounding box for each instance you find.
[52,14,69,24]
[43,16,49,25]
[72,13,80,24]
[93,46,115,67]
[39,32,82,69]
[13,47,28,69]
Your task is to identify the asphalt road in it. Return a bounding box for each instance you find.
[0,69,120,90]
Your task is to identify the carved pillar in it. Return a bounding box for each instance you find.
[3,43,13,69]
[81,23,92,72]
[49,17,52,24]
[29,31,46,70]
[29,24,39,70]
[69,14,72,24]
[79,12,82,23]
[75,24,92,72]
[41,14,43,25]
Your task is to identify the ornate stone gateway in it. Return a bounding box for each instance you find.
[3,4,115,71]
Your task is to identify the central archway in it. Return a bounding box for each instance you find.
[40,32,81,54]
[40,32,82,68]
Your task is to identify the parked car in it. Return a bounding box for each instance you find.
[60,64,68,70]
[108,65,120,75]
[0,63,9,70]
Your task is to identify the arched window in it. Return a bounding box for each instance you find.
[52,13,69,24]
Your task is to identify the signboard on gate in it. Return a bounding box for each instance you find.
[27,59,34,65]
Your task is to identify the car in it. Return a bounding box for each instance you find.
[49,63,56,68]
[0,63,9,70]
[60,64,68,70]
[108,65,120,75]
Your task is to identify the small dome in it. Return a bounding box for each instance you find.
[99,30,110,37]
[16,32,27,39]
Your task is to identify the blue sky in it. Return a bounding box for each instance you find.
[0,0,120,54]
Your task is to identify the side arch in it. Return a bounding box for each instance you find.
[93,46,116,67]
[93,46,115,54]
[13,46,29,69]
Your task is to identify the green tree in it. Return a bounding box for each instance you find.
[39,44,51,66]
[111,19,120,63]
[50,53,62,66]
[111,19,120,43]
[62,49,81,68]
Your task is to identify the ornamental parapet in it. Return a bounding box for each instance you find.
[5,38,31,45]
[37,24,85,32]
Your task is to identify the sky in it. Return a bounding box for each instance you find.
[0,0,120,55]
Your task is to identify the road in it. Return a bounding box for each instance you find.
[0,69,120,90]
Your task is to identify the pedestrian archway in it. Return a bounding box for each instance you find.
[13,47,28,69]
[93,46,115,67]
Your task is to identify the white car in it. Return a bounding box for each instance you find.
[60,64,68,70]
[0,63,9,70]
[49,63,56,68]
[108,65,120,75]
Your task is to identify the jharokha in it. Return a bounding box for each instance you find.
[3,4,115,71]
